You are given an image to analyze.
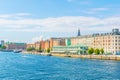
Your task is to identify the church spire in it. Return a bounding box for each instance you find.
[77,29,81,36]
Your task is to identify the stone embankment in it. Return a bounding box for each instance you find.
[51,53,120,61]
[23,51,120,61]
[22,51,50,56]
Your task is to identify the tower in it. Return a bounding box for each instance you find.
[77,29,81,36]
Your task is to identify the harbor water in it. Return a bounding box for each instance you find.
[0,52,120,80]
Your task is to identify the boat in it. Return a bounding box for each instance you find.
[13,50,22,53]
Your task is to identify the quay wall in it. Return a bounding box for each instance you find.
[51,53,120,61]
[22,51,120,61]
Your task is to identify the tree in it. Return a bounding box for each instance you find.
[95,48,100,55]
[46,48,50,53]
[26,47,35,51]
[88,49,92,54]
[0,45,6,49]
[91,48,94,54]
[100,48,104,54]
[88,48,94,54]
[38,47,42,51]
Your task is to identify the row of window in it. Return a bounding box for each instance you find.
[113,40,120,42]
[114,37,120,39]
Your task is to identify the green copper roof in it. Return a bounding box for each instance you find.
[53,44,88,48]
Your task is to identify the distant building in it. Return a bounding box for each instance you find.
[35,42,40,50]
[50,38,66,48]
[27,43,35,48]
[40,40,45,50]
[1,40,5,46]
[5,42,26,50]
[44,40,50,50]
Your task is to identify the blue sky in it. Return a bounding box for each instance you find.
[0,0,120,43]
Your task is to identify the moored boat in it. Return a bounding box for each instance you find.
[13,50,22,53]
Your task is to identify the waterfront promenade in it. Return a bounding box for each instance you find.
[23,51,120,61]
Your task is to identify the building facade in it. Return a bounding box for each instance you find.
[70,28,120,55]
[52,44,88,54]
[40,40,45,50]
[35,42,40,50]
[27,43,35,48]
[44,40,50,50]
[50,38,66,48]
[5,42,27,50]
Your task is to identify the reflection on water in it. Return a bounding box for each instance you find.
[0,52,120,80]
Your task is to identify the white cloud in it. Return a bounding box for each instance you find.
[0,14,119,34]
[0,13,31,19]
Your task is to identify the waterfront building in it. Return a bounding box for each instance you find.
[52,44,88,54]
[27,43,35,48]
[44,40,50,50]
[66,38,71,46]
[5,42,26,50]
[35,41,40,50]
[71,28,120,55]
[27,41,41,50]
[40,40,45,50]
[71,35,94,49]
[27,28,120,55]
[50,38,66,48]
[51,28,120,55]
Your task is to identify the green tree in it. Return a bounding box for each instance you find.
[26,47,35,51]
[88,49,92,54]
[39,47,42,50]
[46,48,50,53]
[100,48,104,54]
[91,48,94,54]
[0,46,6,49]
[88,48,94,54]
[95,48,100,55]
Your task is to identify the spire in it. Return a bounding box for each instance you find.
[77,29,81,36]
